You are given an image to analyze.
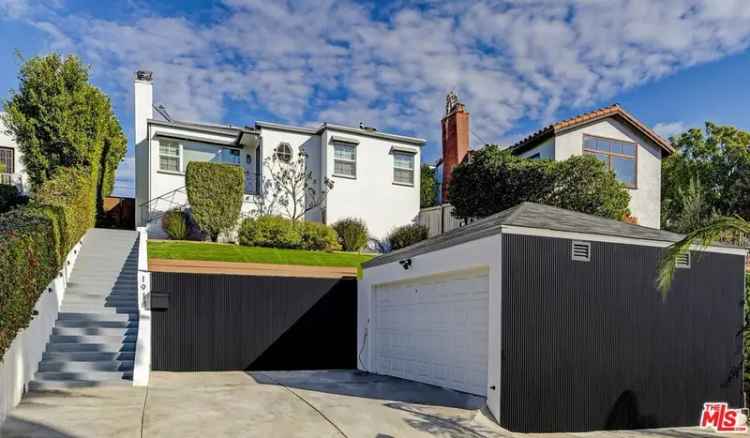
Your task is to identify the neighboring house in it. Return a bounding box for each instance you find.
[438,96,674,229]
[0,114,28,194]
[134,71,425,238]
[359,201,745,432]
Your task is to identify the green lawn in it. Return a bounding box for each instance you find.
[148,240,374,269]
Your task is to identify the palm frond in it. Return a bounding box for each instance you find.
[657,215,750,299]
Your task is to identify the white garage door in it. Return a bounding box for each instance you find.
[372,270,489,395]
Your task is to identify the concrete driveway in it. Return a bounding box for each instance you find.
[0,370,740,437]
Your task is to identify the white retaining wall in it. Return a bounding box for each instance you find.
[0,237,84,425]
[132,227,151,386]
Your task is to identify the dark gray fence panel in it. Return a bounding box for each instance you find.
[501,234,744,432]
[151,272,357,371]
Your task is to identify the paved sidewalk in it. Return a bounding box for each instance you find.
[1,371,745,437]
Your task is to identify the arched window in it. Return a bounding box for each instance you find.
[276,143,292,163]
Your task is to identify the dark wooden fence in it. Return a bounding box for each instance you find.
[501,234,744,432]
[150,272,357,371]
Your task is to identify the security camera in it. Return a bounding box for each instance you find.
[399,258,412,270]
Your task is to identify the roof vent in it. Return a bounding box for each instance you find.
[571,241,591,262]
[676,251,691,269]
[359,121,377,132]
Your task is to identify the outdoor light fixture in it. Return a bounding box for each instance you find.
[399,258,412,270]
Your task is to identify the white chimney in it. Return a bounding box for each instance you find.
[134,71,153,227]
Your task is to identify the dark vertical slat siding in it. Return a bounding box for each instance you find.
[501,234,744,433]
[151,273,357,371]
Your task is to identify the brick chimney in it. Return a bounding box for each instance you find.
[441,91,469,202]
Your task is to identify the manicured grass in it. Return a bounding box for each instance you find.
[148,240,374,268]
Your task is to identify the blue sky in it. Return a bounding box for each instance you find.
[1,0,749,197]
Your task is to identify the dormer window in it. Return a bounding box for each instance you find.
[583,135,637,188]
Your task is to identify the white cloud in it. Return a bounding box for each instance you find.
[653,121,689,139]
[7,0,750,195]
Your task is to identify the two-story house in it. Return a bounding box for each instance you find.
[134,71,425,239]
[0,114,28,194]
[439,97,674,229]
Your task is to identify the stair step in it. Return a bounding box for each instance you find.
[52,326,139,336]
[29,378,132,391]
[60,306,139,314]
[45,342,135,353]
[49,335,137,344]
[57,312,138,322]
[34,370,134,381]
[43,351,135,362]
[38,359,134,372]
[53,319,138,329]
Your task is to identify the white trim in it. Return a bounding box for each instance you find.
[501,225,747,256]
[133,227,151,387]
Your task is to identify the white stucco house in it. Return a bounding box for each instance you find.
[0,114,28,194]
[134,72,425,239]
[438,99,674,230]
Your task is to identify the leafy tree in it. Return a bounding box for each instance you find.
[448,145,630,220]
[1,53,126,213]
[420,164,438,208]
[662,123,750,230]
[256,146,333,221]
[185,162,244,242]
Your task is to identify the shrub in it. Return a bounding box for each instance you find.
[0,207,61,359]
[332,218,369,252]
[239,216,301,249]
[0,185,26,214]
[421,164,438,208]
[448,146,630,221]
[161,209,189,240]
[300,221,341,251]
[185,162,244,242]
[387,223,429,251]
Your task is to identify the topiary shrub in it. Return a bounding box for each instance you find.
[239,215,302,249]
[161,209,189,240]
[387,223,429,251]
[300,221,341,251]
[332,217,369,252]
[185,162,244,242]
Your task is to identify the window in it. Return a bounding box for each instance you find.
[583,135,637,188]
[0,147,13,173]
[571,241,591,262]
[276,143,292,163]
[220,148,241,165]
[333,143,356,178]
[159,140,180,172]
[393,151,415,185]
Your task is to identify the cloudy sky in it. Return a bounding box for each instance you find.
[1,0,750,196]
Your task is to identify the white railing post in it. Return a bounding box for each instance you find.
[132,227,151,386]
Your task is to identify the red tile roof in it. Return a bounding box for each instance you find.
[510,104,675,155]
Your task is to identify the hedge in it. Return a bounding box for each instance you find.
[0,185,27,214]
[332,218,369,252]
[387,223,429,250]
[0,167,96,360]
[185,162,244,242]
[239,216,340,251]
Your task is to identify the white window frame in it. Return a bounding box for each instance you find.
[392,151,415,186]
[159,140,182,173]
[333,143,357,179]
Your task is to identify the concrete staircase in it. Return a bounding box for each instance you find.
[29,228,140,390]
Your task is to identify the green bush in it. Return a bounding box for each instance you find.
[0,185,27,214]
[161,209,189,240]
[448,146,630,221]
[387,223,429,250]
[185,162,244,242]
[300,221,341,251]
[0,207,61,359]
[239,216,302,249]
[332,218,369,252]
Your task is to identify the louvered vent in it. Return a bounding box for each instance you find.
[571,241,591,262]
[676,251,691,269]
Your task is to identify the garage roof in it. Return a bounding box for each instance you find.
[364,202,720,268]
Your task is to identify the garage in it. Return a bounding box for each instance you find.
[358,202,746,433]
[372,270,489,395]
